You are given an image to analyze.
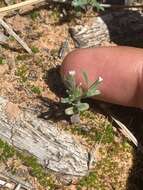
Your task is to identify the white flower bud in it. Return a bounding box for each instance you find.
[99,76,103,82]
[69,70,76,76]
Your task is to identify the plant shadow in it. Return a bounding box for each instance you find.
[44,66,66,98]
[38,96,68,122]
[38,66,70,122]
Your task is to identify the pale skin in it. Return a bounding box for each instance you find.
[60,46,143,109]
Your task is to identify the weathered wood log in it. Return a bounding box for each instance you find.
[0,96,90,176]
[69,10,143,48]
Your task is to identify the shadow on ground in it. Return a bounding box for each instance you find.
[38,66,70,122]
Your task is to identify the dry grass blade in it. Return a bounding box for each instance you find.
[111,115,143,153]
[100,104,143,152]
[100,3,143,8]
[111,116,138,147]
[0,18,32,54]
[14,183,21,190]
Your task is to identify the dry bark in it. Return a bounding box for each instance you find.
[0,97,90,176]
[69,10,143,48]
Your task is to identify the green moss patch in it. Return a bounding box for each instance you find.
[0,139,55,189]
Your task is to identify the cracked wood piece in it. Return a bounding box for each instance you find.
[0,179,14,189]
[0,172,33,190]
[0,97,89,176]
[69,11,143,48]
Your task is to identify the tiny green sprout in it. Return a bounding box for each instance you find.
[0,57,6,65]
[31,85,42,95]
[15,65,28,83]
[31,46,39,54]
[61,71,103,116]
[30,11,39,21]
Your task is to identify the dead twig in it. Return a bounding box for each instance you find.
[0,18,32,54]
[58,37,69,59]
[14,183,22,190]
[0,0,46,16]
[100,3,143,8]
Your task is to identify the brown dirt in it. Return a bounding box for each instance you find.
[5,102,21,121]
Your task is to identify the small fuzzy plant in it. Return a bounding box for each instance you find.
[72,0,104,10]
[61,71,103,123]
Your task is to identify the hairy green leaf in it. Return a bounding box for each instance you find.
[86,88,100,97]
[78,103,89,112]
[65,74,76,92]
[61,97,70,104]
[73,86,83,99]
[65,107,74,115]
[61,71,102,117]
[72,0,87,7]
[72,0,104,10]
[90,0,104,10]
[83,71,89,86]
